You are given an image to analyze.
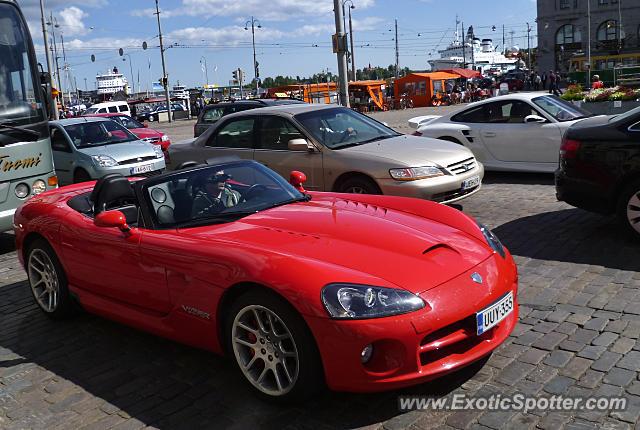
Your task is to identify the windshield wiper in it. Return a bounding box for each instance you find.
[0,121,40,140]
[333,134,395,149]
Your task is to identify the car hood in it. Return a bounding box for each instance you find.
[340,134,474,167]
[130,128,163,139]
[181,195,492,294]
[77,140,158,161]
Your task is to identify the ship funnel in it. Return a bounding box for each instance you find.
[481,39,493,52]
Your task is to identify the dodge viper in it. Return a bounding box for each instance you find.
[14,159,518,401]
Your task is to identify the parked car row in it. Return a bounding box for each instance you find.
[409,93,640,239]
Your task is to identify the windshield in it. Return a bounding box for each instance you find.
[0,3,45,126]
[63,120,138,148]
[83,108,99,114]
[294,107,399,149]
[531,95,592,122]
[144,162,305,227]
[609,105,640,123]
[115,115,144,129]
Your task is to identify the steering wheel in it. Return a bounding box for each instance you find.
[243,184,268,201]
[338,127,357,143]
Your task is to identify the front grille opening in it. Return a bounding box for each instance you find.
[120,155,157,165]
[420,315,476,346]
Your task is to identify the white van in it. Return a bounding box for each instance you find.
[84,101,131,116]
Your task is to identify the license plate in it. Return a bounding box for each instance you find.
[130,164,153,175]
[462,175,480,190]
[476,291,514,335]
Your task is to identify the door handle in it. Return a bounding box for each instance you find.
[482,132,496,138]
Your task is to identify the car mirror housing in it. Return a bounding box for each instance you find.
[290,170,307,192]
[288,138,313,152]
[94,210,130,233]
[524,115,547,124]
[143,121,149,128]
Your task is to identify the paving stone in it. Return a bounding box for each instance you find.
[543,375,574,395]
[518,348,548,365]
[511,330,544,347]
[577,370,605,389]
[603,367,636,387]
[606,320,630,334]
[531,332,567,351]
[591,351,623,372]
[545,310,570,323]
[543,350,574,368]
[536,412,570,430]
[577,345,607,360]
[566,314,592,326]
[559,357,592,380]
[558,340,583,352]
[611,337,637,355]
[592,331,619,347]
[616,351,640,371]
[526,364,559,385]
[495,362,535,386]
[531,321,558,334]
[583,317,609,331]
[610,395,640,424]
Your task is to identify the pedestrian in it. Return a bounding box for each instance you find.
[591,74,604,89]
[534,73,541,91]
[541,72,547,90]
[556,71,564,95]
[548,71,559,96]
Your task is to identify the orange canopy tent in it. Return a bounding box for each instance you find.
[441,68,482,79]
[348,80,386,111]
[394,72,459,107]
[265,83,337,104]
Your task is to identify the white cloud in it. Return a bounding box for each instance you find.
[133,0,374,21]
[352,16,385,32]
[58,7,89,36]
[168,26,284,45]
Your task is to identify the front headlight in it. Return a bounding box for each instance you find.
[322,283,425,319]
[161,134,169,142]
[32,179,46,195]
[92,155,118,167]
[153,145,164,158]
[389,166,444,181]
[478,223,506,258]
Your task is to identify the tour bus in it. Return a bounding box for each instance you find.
[0,0,57,231]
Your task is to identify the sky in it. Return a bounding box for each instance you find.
[17,0,537,94]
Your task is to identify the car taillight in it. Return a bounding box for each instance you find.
[412,131,423,136]
[560,138,581,159]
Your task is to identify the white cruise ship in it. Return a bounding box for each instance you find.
[96,67,130,96]
[429,27,518,74]
[171,83,189,99]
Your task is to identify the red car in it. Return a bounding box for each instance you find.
[14,160,518,401]
[83,113,171,151]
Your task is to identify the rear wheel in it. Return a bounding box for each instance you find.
[225,290,322,402]
[26,239,75,319]
[618,179,640,239]
[338,176,381,194]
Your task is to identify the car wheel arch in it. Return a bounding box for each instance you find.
[332,172,382,194]
[216,282,323,358]
[615,172,640,212]
[22,232,48,262]
[437,136,463,145]
[73,167,91,181]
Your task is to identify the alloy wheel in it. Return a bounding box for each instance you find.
[28,249,59,312]
[626,190,640,235]
[231,305,299,396]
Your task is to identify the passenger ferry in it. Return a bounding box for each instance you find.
[429,27,517,74]
[96,67,130,96]
[171,83,189,99]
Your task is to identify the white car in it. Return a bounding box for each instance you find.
[410,93,595,173]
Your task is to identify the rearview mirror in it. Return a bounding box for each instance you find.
[288,138,313,152]
[94,210,130,233]
[289,171,307,192]
[524,114,547,124]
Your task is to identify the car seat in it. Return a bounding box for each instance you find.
[93,174,138,225]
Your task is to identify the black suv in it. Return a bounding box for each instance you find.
[194,99,305,137]
[555,107,640,239]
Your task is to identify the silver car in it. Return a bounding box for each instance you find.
[50,117,166,185]
[167,105,483,203]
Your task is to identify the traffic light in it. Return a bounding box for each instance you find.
[158,76,168,88]
[255,61,260,78]
[238,69,244,82]
[232,69,238,81]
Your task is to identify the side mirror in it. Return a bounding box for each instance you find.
[94,210,130,233]
[143,121,149,128]
[288,138,313,152]
[524,115,547,124]
[289,171,307,192]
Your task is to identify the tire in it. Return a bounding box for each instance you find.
[438,136,463,145]
[338,176,381,194]
[617,179,640,239]
[73,169,91,183]
[26,239,76,319]
[225,289,322,402]
[151,115,157,122]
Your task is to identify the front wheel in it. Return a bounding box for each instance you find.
[26,240,75,319]
[226,290,322,402]
[618,180,640,239]
[338,176,381,194]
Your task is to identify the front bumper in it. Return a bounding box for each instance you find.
[89,158,166,179]
[306,251,518,392]
[377,163,485,204]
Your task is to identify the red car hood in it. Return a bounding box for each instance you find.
[130,128,163,139]
[181,195,492,294]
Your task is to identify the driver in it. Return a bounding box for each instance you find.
[191,170,241,217]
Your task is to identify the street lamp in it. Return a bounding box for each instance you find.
[121,53,135,95]
[200,56,209,87]
[244,17,261,95]
[341,0,355,81]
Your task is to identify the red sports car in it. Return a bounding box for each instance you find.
[14,160,518,401]
[83,113,171,151]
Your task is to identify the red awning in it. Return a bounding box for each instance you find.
[441,68,482,79]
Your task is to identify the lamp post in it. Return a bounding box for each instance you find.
[154,0,172,122]
[199,56,209,87]
[341,0,355,81]
[245,17,261,95]
[122,53,135,95]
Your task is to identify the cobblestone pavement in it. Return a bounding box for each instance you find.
[1,172,640,429]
